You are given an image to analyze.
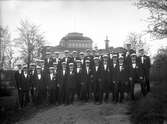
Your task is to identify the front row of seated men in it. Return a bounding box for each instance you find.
[15,48,150,108]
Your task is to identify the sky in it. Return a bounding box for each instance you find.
[1,0,167,57]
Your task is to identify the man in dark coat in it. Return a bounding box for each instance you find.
[71,51,80,62]
[61,50,72,64]
[44,52,54,71]
[92,57,103,104]
[84,59,94,101]
[84,49,94,70]
[128,53,142,100]
[53,62,59,105]
[65,63,76,105]
[71,51,80,70]
[101,54,111,103]
[138,48,151,93]
[21,65,30,107]
[46,67,57,104]
[75,59,82,100]
[79,52,85,68]
[124,43,136,68]
[29,62,37,104]
[57,61,68,104]
[34,66,46,105]
[15,63,23,108]
[116,56,128,103]
[110,54,119,102]
[53,52,61,70]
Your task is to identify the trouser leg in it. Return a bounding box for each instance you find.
[119,82,124,102]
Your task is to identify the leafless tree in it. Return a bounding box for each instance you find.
[0,26,11,69]
[137,0,167,39]
[125,32,149,54]
[14,20,45,69]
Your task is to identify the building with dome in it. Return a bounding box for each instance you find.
[41,32,93,58]
[59,32,93,50]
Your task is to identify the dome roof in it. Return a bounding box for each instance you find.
[60,32,92,41]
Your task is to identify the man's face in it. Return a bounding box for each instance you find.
[46,54,50,58]
[80,54,84,59]
[86,62,90,67]
[77,63,81,68]
[113,58,117,64]
[37,69,41,74]
[95,52,99,56]
[49,69,53,74]
[92,51,96,56]
[69,66,74,71]
[23,68,27,72]
[62,64,66,69]
[87,51,91,56]
[55,54,59,58]
[54,67,57,71]
[139,50,144,56]
[103,58,108,63]
[132,57,136,63]
[53,65,57,70]
[73,52,77,58]
[127,44,131,51]
[119,59,124,64]
[65,52,68,57]
[94,60,99,66]
[17,65,22,70]
[30,65,35,71]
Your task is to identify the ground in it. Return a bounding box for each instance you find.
[17,102,130,124]
[14,85,142,124]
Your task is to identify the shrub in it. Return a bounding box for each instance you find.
[130,82,167,124]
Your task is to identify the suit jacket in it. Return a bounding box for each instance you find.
[57,69,67,88]
[75,67,83,84]
[138,55,151,73]
[117,64,128,82]
[34,73,46,90]
[110,63,119,82]
[66,71,76,89]
[44,57,54,70]
[29,70,37,89]
[128,62,143,81]
[15,70,23,90]
[84,55,94,69]
[92,65,103,87]
[61,57,72,64]
[46,74,57,90]
[53,57,61,70]
[101,62,111,83]
[21,73,30,91]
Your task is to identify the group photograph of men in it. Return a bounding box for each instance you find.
[15,44,151,109]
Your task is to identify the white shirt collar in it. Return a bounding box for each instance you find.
[50,73,53,80]
[95,66,98,71]
[18,70,22,74]
[24,72,27,78]
[38,74,41,80]
[132,63,136,68]
[63,70,65,75]
[77,68,80,73]
[104,64,107,70]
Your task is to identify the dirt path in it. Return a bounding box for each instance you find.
[17,101,131,124]
[17,84,144,124]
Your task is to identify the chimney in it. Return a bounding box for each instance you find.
[105,36,109,50]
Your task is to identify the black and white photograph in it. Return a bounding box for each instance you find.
[0,0,167,124]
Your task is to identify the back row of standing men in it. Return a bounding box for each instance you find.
[15,46,151,108]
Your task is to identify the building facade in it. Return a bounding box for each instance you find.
[59,32,93,50]
[41,32,93,58]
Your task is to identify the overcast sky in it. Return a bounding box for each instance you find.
[1,0,167,56]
